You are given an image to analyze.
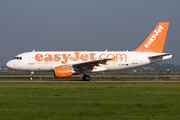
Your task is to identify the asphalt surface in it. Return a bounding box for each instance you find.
[0,80,180,83]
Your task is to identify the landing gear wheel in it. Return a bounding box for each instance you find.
[30,71,34,81]
[82,75,91,81]
[30,76,33,81]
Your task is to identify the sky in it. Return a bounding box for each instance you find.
[0,0,180,66]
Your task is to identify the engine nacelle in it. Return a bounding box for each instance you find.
[54,66,73,78]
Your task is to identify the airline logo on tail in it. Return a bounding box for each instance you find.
[133,22,169,53]
[145,25,164,48]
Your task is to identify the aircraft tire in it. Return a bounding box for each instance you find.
[30,77,33,81]
[83,75,91,81]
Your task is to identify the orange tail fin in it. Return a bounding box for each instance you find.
[133,22,169,53]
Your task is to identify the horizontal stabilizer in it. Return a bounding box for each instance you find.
[148,53,172,59]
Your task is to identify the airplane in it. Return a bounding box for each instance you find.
[6,22,172,81]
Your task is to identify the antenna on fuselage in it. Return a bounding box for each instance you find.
[105,49,108,52]
[32,49,35,52]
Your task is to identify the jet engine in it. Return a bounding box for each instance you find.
[54,66,73,78]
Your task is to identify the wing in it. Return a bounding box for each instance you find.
[71,58,111,73]
[73,58,111,66]
[52,58,112,74]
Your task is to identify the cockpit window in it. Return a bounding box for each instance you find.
[13,57,22,60]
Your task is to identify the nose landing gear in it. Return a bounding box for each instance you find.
[30,71,34,81]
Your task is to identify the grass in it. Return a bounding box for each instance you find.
[0,82,180,120]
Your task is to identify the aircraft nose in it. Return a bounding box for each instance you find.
[6,60,13,69]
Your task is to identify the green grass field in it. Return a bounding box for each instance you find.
[0,82,180,120]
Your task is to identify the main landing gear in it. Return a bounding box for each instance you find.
[30,71,34,81]
[82,74,91,81]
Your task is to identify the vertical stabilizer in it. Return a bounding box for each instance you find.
[133,22,169,53]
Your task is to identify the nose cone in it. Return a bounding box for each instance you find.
[6,60,13,69]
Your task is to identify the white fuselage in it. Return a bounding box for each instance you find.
[6,51,172,72]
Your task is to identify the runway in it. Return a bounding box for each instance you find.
[0,80,180,83]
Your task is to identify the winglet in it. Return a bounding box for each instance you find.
[133,22,169,53]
